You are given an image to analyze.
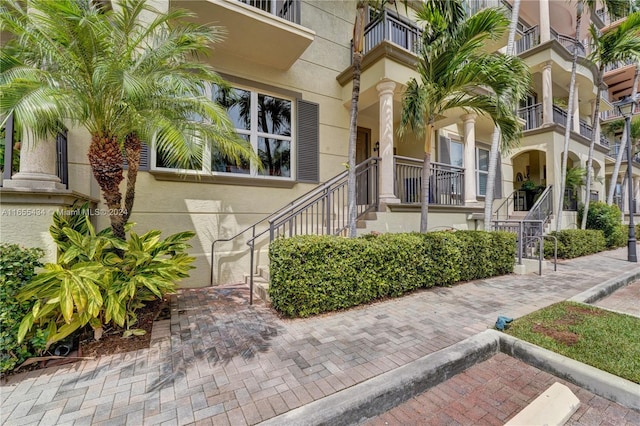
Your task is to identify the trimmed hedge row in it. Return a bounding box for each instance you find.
[579,202,625,248]
[544,229,607,259]
[269,231,516,318]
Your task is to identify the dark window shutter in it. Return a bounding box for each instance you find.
[297,99,319,183]
[439,135,450,164]
[494,152,502,199]
[139,143,150,171]
[123,142,150,171]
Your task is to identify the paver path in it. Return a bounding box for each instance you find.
[2,247,640,426]
[594,279,640,317]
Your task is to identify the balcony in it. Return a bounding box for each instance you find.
[181,0,314,70]
[394,156,464,206]
[361,9,422,58]
[515,25,586,57]
[518,104,610,147]
[608,144,640,163]
[604,58,635,73]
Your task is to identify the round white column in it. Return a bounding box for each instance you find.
[539,0,551,43]
[3,131,65,190]
[376,80,400,206]
[462,114,477,203]
[542,62,554,125]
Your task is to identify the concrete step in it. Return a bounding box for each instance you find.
[243,273,270,305]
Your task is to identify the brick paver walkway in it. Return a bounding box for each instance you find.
[594,280,640,317]
[2,247,640,425]
[365,353,640,426]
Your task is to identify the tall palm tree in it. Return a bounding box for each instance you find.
[0,0,256,239]
[605,112,640,204]
[399,0,530,233]
[582,14,640,229]
[483,0,522,231]
[555,0,629,232]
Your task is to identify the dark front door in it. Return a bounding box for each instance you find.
[356,127,371,205]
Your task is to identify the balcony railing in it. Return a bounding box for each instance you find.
[608,144,640,163]
[516,26,585,57]
[604,58,635,73]
[238,0,299,24]
[361,9,422,57]
[601,103,640,120]
[579,119,593,139]
[518,103,543,130]
[394,156,464,206]
[553,105,568,127]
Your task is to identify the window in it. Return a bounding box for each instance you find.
[154,82,298,180]
[477,147,489,196]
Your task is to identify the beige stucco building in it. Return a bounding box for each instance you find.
[1,0,637,289]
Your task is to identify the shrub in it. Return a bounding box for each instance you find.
[544,230,607,259]
[579,202,624,248]
[0,244,46,374]
[269,231,516,318]
[17,211,195,349]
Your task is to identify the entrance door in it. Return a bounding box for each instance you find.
[356,127,371,205]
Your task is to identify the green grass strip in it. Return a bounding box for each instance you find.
[505,301,640,384]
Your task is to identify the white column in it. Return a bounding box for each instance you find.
[572,82,580,133]
[539,0,551,43]
[542,62,554,125]
[462,114,477,203]
[376,80,400,206]
[3,131,65,190]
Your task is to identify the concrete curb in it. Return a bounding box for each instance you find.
[260,271,640,426]
[568,267,640,304]
[497,331,640,411]
[259,330,499,426]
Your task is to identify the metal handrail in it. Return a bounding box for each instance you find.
[524,185,553,222]
[210,157,380,303]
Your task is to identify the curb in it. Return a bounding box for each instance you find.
[497,331,640,411]
[260,268,640,426]
[568,267,640,304]
[259,331,499,426]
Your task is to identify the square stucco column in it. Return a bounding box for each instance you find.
[463,113,477,203]
[542,62,554,125]
[3,131,65,190]
[377,80,400,206]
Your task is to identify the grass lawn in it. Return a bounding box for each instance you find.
[505,301,640,384]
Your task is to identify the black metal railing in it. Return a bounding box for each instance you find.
[516,25,539,54]
[579,119,593,139]
[238,0,300,24]
[607,144,640,163]
[394,156,465,206]
[553,105,568,127]
[360,9,422,58]
[518,103,543,130]
[604,58,635,73]
[210,157,380,302]
[590,190,599,202]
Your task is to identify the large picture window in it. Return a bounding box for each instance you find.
[154,82,294,179]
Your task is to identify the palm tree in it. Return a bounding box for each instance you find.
[581,15,640,229]
[0,0,256,239]
[605,112,640,204]
[555,0,630,232]
[399,0,530,233]
[483,0,522,231]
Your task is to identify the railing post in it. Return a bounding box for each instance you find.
[249,240,254,306]
[3,112,14,182]
[518,221,523,265]
[326,188,331,235]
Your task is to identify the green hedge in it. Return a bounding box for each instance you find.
[0,244,46,374]
[269,231,516,318]
[579,202,625,248]
[544,230,607,259]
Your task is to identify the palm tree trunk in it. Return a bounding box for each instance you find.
[608,123,629,204]
[123,133,141,224]
[420,125,433,233]
[607,65,639,205]
[347,1,366,238]
[483,0,520,231]
[88,133,125,239]
[581,64,605,229]
[556,10,582,232]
